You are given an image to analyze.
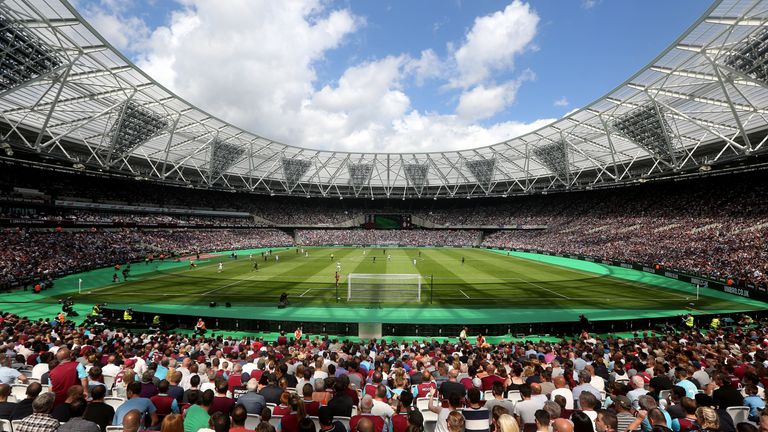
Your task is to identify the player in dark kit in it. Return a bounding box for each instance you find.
[253,261,259,271]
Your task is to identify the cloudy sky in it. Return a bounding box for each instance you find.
[73,0,707,153]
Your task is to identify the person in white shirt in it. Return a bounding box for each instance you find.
[371,386,394,419]
[312,358,328,380]
[550,376,574,409]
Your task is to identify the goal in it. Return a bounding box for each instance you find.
[347,273,422,302]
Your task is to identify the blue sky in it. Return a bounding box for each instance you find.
[74,0,710,152]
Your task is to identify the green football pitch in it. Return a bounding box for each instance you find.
[51,247,751,312]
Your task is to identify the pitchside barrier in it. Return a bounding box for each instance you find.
[491,247,768,303]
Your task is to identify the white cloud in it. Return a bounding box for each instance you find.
[80,0,149,51]
[451,0,539,88]
[79,0,553,153]
[554,96,570,107]
[456,82,518,121]
[405,50,444,86]
[582,0,601,9]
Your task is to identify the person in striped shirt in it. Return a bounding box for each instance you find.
[461,388,489,432]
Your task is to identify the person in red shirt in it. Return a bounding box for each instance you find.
[273,391,293,415]
[301,383,320,416]
[281,394,308,432]
[349,396,385,432]
[227,364,245,394]
[391,392,414,432]
[150,380,179,420]
[415,371,437,397]
[208,378,235,416]
[480,364,504,391]
[49,348,85,406]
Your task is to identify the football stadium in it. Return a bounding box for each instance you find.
[0,0,767,431]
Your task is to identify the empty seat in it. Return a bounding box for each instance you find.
[103,374,116,390]
[245,413,261,429]
[336,416,351,432]
[269,415,283,429]
[10,384,27,401]
[104,396,125,410]
[507,390,522,403]
[726,406,750,425]
[416,397,431,411]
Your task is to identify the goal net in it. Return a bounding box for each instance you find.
[347,273,422,302]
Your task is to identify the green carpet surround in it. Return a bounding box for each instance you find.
[0,247,762,325]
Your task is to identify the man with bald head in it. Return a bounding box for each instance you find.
[550,376,574,409]
[121,409,142,432]
[49,347,87,405]
[350,395,385,432]
[531,383,547,403]
[553,418,574,432]
[356,417,374,432]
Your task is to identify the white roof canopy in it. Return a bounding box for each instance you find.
[1,0,767,198]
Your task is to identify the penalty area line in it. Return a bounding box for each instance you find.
[458,289,470,299]
[299,288,312,297]
[513,277,570,299]
[202,273,260,296]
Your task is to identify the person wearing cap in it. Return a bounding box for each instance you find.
[610,395,635,432]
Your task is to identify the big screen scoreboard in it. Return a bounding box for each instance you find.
[363,214,412,229]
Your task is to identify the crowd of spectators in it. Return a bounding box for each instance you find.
[296,230,480,247]
[0,229,292,289]
[3,160,767,289]
[0,311,766,432]
[2,210,255,227]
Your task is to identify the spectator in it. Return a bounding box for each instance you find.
[0,383,16,420]
[113,381,158,427]
[59,397,101,432]
[84,384,115,432]
[14,392,59,432]
[161,413,185,432]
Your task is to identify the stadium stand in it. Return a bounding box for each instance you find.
[2,164,766,290]
[0,310,765,431]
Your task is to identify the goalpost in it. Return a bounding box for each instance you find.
[347,273,422,302]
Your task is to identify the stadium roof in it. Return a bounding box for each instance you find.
[1,0,767,199]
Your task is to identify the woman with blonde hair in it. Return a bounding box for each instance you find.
[447,411,466,432]
[160,413,184,432]
[695,406,719,432]
[496,414,520,432]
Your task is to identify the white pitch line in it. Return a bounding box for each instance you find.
[513,277,570,299]
[299,288,312,297]
[202,273,261,296]
[458,289,470,299]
